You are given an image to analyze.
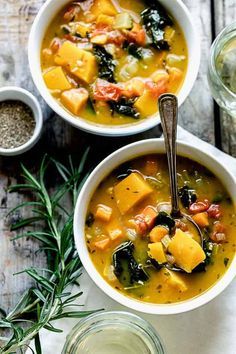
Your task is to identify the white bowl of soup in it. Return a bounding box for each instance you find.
[28,0,200,136]
[74,139,236,314]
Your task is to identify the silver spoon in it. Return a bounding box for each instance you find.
[158,94,204,270]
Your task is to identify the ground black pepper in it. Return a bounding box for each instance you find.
[0,100,35,149]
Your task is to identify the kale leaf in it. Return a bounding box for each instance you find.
[178,186,197,208]
[93,45,116,83]
[108,98,140,119]
[123,41,143,59]
[113,241,149,285]
[141,2,173,50]
[155,211,175,232]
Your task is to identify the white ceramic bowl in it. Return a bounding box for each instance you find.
[0,86,43,156]
[28,0,200,136]
[74,139,236,315]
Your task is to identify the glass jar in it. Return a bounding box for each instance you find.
[62,311,165,354]
[208,21,236,117]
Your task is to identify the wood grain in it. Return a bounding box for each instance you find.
[180,0,215,144]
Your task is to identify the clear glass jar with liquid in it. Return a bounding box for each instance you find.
[62,311,165,354]
[208,21,236,117]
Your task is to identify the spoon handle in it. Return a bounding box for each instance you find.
[158,94,180,218]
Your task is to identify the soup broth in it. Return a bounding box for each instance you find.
[85,155,236,304]
[41,0,188,125]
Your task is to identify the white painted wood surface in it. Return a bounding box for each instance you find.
[0,0,236,341]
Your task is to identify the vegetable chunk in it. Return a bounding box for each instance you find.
[148,242,166,264]
[161,268,187,292]
[192,212,209,228]
[114,173,153,215]
[61,88,89,115]
[95,204,113,222]
[91,0,117,17]
[134,90,157,116]
[43,67,72,90]
[150,225,168,242]
[168,229,206,273]
[55,41,97,83]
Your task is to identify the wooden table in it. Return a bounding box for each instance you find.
[0,0,236,331]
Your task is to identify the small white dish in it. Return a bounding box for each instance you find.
[73,139,236,315]
[0,86,43,156]
[28,0,200,136]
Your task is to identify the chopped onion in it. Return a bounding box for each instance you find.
[126,228,137,241]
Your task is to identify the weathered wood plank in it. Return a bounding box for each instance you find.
[214,0,236,156]
[180,0,215,144]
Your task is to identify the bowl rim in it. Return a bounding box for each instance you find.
[73,138,236,315]
[0,86,43,156]
[28,0,201,137]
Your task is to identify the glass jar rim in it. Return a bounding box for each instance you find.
[62,311,165,354]
[209,20,236,99]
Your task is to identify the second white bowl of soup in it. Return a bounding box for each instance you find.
[74,139,236,314]
[29,0,200,136]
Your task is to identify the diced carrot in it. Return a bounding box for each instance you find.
[95,204,112,222]
[149,225,168,242]
[135,206,157,235]
[144,159,158,176]
[94,238,110,250]
[192,212,209,228]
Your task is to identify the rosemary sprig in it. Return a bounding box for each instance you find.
[0,149,95,354]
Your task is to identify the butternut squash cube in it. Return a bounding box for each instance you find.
[95,204,113,222]
[91,0,117,17]
[148,242,167,264]
[150,226,168,243]
[161,268,187,292]
[134,90,157,117]
[43,66,72,90]
[61,88,89,115]
[97,14,115,26]
[55,41,97,83]
[168,229,206,273]
[192,212,209,228]
[114,173,153,215]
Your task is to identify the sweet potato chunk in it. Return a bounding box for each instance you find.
[161,268,187,292]
[55,41,97,83]
[43,66,72,90]
[150,226,168,243]
[61,88,89,115]
[134,90,157,116]
[192,212,209,228]
[95,204,112,222]
[148,242,166,264]
[114,173,153,215]
[91,0,117,17]
[168,229,206,273]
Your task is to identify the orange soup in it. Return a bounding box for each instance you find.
[41,0,188,125]
[85,155,236,304]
